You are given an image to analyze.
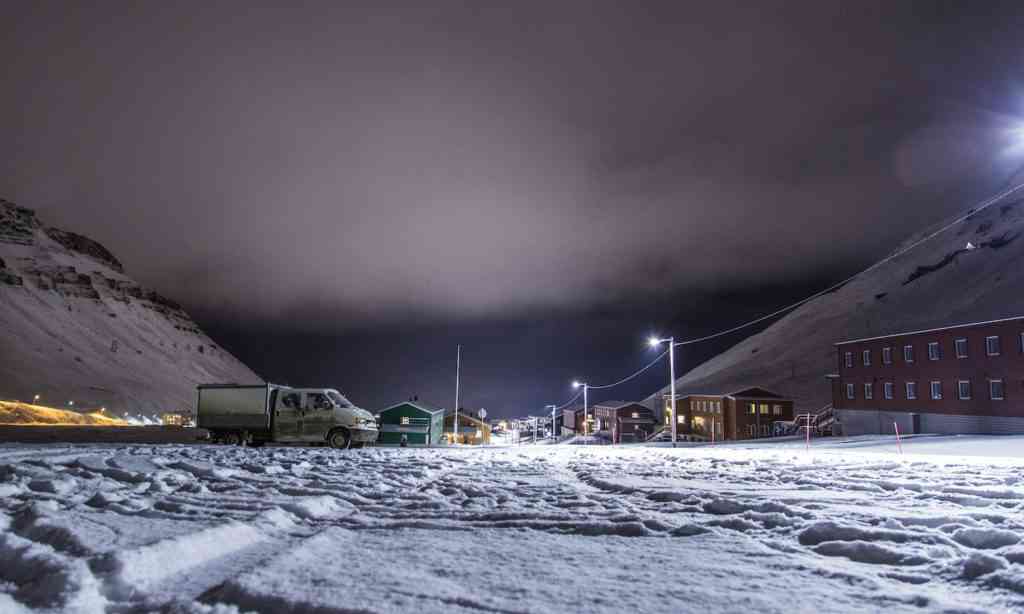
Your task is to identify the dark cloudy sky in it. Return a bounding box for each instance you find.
[4,1,1024,415]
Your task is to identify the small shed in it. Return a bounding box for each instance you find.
[377,401,445,446]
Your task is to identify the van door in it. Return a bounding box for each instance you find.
[302,391,334,441]
[274,391,303,441]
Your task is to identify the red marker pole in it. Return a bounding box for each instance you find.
[894,422,903,456]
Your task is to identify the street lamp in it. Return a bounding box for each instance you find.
[33,394,40,403]
[572,381,589,438]
[649,336,677,447]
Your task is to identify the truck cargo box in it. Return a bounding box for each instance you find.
[196,384,273,431]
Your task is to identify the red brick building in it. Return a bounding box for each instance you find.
[660,387,794,441]
[832,315,1024,435]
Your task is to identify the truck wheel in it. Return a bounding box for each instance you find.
[224,432,241,446]
[328,429,351,449]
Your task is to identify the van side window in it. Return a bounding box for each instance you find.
[280,393,301,409]
[307,393,331,411]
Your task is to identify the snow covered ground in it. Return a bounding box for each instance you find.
[2,439,1024,613]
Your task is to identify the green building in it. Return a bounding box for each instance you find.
[376,401,445,446]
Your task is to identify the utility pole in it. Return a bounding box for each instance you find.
[547,404,557,441]
[453,344,461,444]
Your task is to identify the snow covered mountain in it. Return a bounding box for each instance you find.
[649,175,1024,412]
[0,199,260,416]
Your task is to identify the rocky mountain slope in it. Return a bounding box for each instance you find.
[0,199,260,416]
[648,176,1024,412]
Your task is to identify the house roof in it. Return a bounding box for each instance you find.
[662,386,788,401]
[835,314,1024,346]
[378,401,446,415]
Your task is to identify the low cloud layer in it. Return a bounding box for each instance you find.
[4,2,1024,332]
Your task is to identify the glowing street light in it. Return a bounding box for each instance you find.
[572,380,589,438]
[649,336,677,447]
[67,401,74,407]
[33,394,40,403]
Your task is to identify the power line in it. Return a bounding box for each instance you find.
[562,180,1024,396]
[589,348,669,390]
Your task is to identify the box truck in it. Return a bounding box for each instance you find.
[196,383,378,448]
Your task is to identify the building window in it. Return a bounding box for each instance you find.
[882,347,892,365]
[905,381,917,400]
[759,403,769,414]
[400,416,410,425]
[864,383,873,400]
[748,403,756,414]
[883,382,894,399]
[772,404,781,416]
[955,338,968,359]
[846,383,855,400]
[631,412,639,419]
[986,336,1001,356]
[927,341,941,361]
[930,381,942,400]
[677,414,685,424]
[990,379,1005,400]
[903,345,914,363]
[862,350,871,366]
[747,424,756,437]
[957,380,972,400]
[844,351,853,368]
[761,424,769,436]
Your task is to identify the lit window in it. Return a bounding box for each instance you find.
[772,404,781,416]
[883,382,894,399]
[400,416,410,425]
[882,347,892,365]
[677,414,685,424]
[903,345,914,363]
[986,336,1001,356]
[759,403,769,415]
[846,383,855,400]
[930,381,942,400]
[864,383,873,400]
[990,380,1005,400]
[748,403,756,414]
[844,352,853,368]
[862,350,871,366]
[905,381,917,400]
[927,342,941,361]
[631,412,639,419]
[957,380,972,400]
[955,338,968,359]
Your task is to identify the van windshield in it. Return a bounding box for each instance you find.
[327,391,353,408]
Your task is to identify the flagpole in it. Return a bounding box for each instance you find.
[453,344,461,443]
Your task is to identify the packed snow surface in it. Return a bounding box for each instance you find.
[2,438,1024,613]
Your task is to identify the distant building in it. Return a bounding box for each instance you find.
[832,316,1024,435]
[444,409,491,445]
[376,401,445,446]
[592,401,656,443]
[661,387,794,441]
[160,411,191,427]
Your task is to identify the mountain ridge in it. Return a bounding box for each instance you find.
[0,198,261,417]
[647,174,1024,412]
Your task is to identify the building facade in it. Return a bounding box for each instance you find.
[444,410,492,444]
[592,402,656,443]
[376,401,445,446]
[832,316,1024,435]
[661,387,794,441]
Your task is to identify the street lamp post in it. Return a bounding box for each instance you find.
[649,336,677,447]
[572,381,589,439]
